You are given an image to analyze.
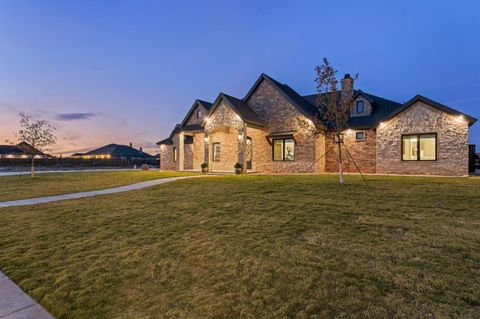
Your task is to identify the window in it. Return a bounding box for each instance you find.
[402,134,436,161]
[272,138,295,161]
[356,100,364,113]
[173,147,177,162]
[213,143,221,162]
[355,131,365,141]
[196,109,202,119]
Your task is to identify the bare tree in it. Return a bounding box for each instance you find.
[315,58,357,184]
[14,112,56,177]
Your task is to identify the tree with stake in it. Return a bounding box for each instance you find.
[315,58,357,184]
[14,112,57,177]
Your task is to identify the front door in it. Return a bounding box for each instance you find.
[246,137,252,170]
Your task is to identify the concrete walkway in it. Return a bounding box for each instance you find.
[0,175,201,208]
[0,272,53,319]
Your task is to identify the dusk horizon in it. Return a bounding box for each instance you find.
[1,0,479,155]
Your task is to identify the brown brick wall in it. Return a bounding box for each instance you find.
[184,143,193,170]
[192,133,205,171]
[350,96,373,117]
[376,101,469,176]
[185,103,208,126]
[246,79,317,173]
[160,144,176,170]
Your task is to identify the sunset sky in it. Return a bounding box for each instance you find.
[1,0,479,155]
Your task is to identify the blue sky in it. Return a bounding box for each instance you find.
[1,0,479,154]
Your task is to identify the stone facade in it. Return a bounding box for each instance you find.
[185,103,208,126]
[376,101,469,176]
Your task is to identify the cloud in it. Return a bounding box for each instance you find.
[54,112,99,121]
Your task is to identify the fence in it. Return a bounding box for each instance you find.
[0,157,159,170]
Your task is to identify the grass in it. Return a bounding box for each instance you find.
[0,174,479,318]
[0,170,197,201]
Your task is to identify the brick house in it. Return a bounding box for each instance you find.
[157,73,477,176]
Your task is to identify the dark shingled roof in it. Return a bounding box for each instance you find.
[81,144,154,158]
[0,145,27,155]
[304,90,404,129]
[245,73,318,117]
[211,93,265,127]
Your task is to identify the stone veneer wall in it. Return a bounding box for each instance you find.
[192,132,204,171]
[184,143,193,170]
[376,101,469,176]
[205,102,244,172]
[324,130,377,173]
[160,144,176,170]
[246,79,317,173]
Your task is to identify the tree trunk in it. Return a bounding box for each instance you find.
[337,134,344,184]
[30,155,35,177]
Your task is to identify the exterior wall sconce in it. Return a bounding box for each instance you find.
[204,136,209,142]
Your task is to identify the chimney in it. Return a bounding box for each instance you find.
[129,142,132,148]
[139,147,143,152]
[341,74,354,105]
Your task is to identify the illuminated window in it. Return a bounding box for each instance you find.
[173,147,177,162]
[196,109,202,119]
[213,143,220,162]
[273,138,295,161]
[402,134,436,161]
[355,131,365,141]
[356,100,364,113]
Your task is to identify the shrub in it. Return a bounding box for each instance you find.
[234,162,242,169]
[201,162,208,169]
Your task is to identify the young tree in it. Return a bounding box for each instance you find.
[14,112,56,177]
[315,58,357,184]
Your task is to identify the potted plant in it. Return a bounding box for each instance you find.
[234,162,242,174]
[201,162,208,174]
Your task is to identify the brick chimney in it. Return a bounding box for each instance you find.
[129,142,132,148]
[341,74,354,105]
[139,147,143,152]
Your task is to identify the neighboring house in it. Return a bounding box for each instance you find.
[72,143,154,159]
[157,73,477,176]
[0,142,48,158]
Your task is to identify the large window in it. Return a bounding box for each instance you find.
[273,138,295,161]
[213,142,221,162]
[402,134,436,161]
[356,100,364,113]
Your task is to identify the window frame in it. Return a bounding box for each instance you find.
[355,131,366,141]
[196,109,202,119]
[272,138,295,161]
[212,142,221,162]
[356,100,364,114]
[173,147,177,162]
[401,133,437,162]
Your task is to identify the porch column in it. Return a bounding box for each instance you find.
[204,133,210,172]
[178,131,184,171]
[237,123,248,173]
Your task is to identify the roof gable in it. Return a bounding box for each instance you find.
[208,93,265,127]
[244,73,318,118]
[383,95,477,126]
[179,99,212,128]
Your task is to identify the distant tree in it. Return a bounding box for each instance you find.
[315,58,357,184]
[14,112,56,177]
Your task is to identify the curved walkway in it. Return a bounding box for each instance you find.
[0,175,203,208]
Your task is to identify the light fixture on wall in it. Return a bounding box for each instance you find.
[237,133,243,141]
[204,136,209,142]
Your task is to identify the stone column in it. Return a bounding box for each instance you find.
[178,131,184,171]
[204,133,210,172]
[237,122,248,173]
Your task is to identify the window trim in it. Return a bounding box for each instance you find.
[212,142,221,162]
[196,109,202,119]
[356,100,364,113]
[173,146,177,162]
[401,133,437,162]
[355,131,366,142]
[272,138,295,161]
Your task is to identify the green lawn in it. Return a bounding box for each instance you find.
[0,174,479,318]
[0,170,197,201]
